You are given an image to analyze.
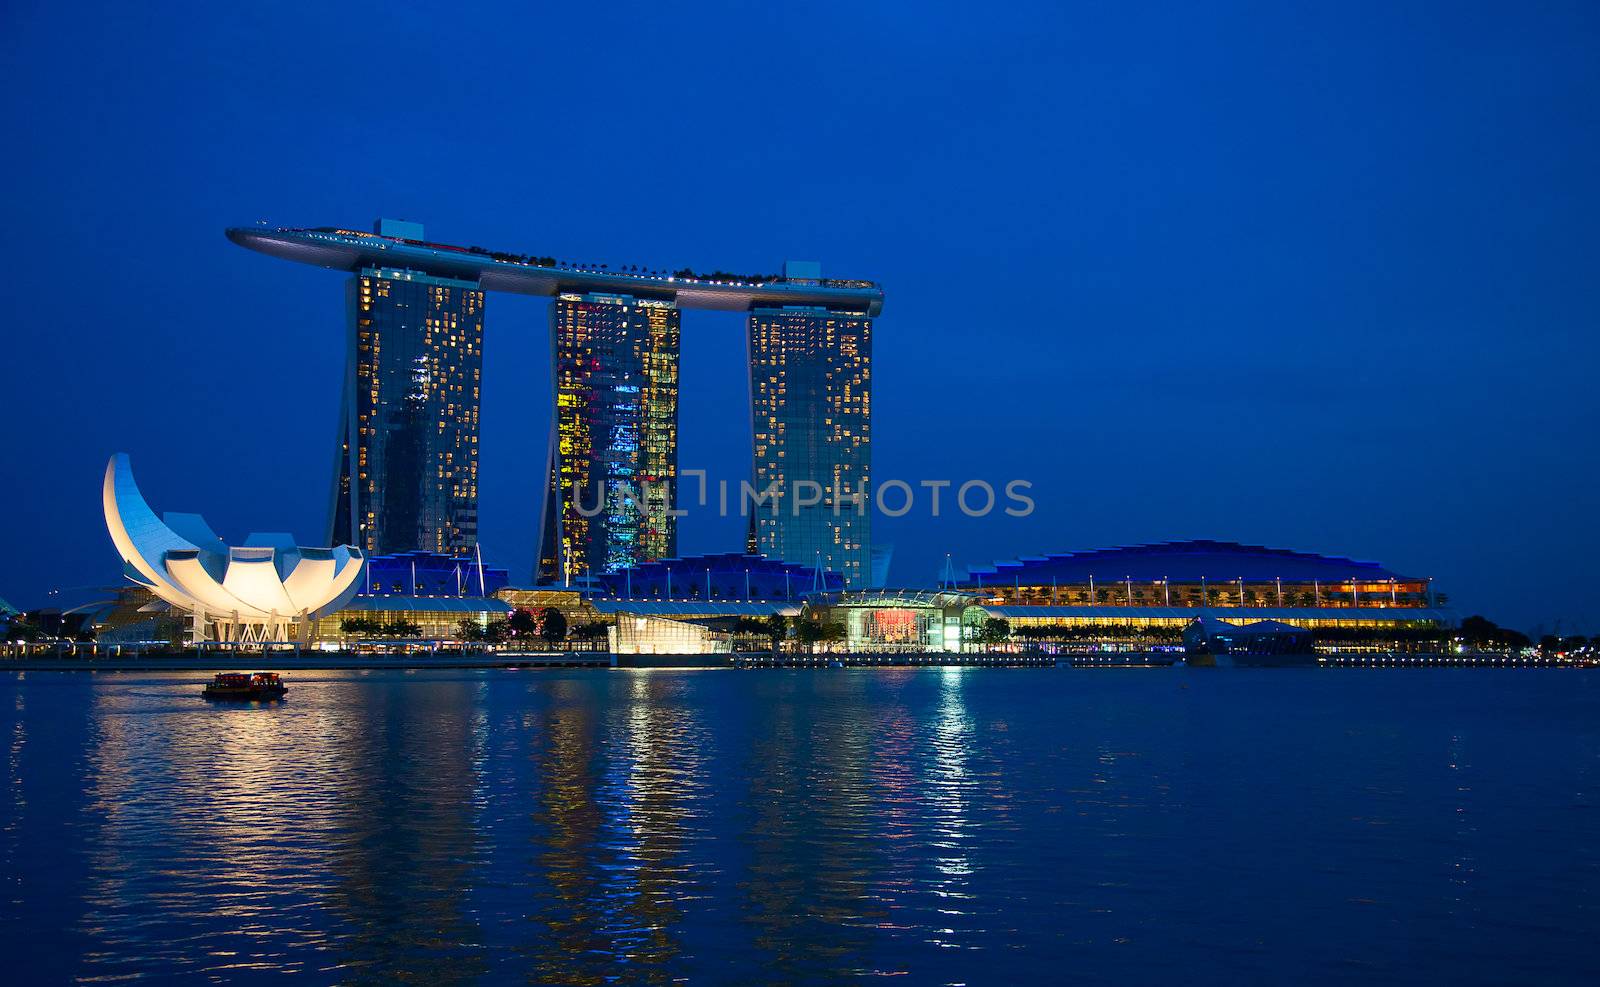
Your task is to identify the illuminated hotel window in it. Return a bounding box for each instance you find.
[539,293,680,585]
[745,306,873,587]
[332,268,484,557]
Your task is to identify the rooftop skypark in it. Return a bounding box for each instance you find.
[227,222,884,315]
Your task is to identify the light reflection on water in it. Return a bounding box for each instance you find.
[3,668,1600,985]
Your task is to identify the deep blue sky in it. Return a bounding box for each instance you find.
[3,1,1596,633]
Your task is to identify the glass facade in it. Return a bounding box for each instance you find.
[308,602,508,644]
[610,614,732,655]
[331,268,484,557]
[747,306,872,587]
[804,591,974,652]
[539,293,680,585]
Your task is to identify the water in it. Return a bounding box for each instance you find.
[3,668,1598,985]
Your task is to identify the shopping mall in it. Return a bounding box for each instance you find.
[93,461,1454,659]
[316,542,1450,656]
[959,539,1443,623]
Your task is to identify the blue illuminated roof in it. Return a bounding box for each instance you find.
[364,551,510,596]
[596,552,845,596]
[967,540,1418,584]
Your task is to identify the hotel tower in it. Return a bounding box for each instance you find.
[227,221,881,583]
[537,293,681,585]
[747,295,872,587]
[329,224,484,556]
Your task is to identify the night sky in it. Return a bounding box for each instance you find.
[3,1,1596,634]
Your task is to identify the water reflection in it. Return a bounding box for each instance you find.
[3,669,1598,985]
[592,674,706,975]
[514,673,711,984]
[924,668,976,948]
[319,676,487,982]
[738,672,893,981]
[74,676,488,980]
[4,684,26,851]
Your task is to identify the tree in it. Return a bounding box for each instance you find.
[507,608,539,638]
[340,616,379,636]
[795,618,845,653]
[4,618,46,642]
[1458,615,1530,650]
[764,613,788,651]
[731,616,773,650]
[459,618,511,644]
[340,616,420,639]
[1457,615,1496,642]
[539,607,567,644]
[388,620,422,639]
[732,616,769,636]
[794,619,822,651]
[971,617,1011,646]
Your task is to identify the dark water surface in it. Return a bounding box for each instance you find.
[3,668,1598,984]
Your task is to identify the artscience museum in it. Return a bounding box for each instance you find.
[102,454,365,643]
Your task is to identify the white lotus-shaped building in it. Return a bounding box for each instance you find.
[103,454,365,643]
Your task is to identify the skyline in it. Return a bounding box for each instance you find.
[2,1,1597,633]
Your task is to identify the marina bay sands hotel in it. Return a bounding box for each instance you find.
[228,219,883,587]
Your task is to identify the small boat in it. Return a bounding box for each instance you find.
[203,672,287,701]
